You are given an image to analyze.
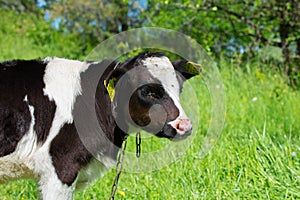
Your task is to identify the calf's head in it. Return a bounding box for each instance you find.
[107,52,198,141]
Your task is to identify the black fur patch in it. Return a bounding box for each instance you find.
[0,60,56,157]
[49,123,92,186]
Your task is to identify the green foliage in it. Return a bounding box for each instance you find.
[3,0,299,79]
[0,0,44,15]
[0,9,92,61]
[141,0,300,78]
[49,0,140,42]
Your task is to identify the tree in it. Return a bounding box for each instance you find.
[140,0,300,84]
[0,8,91,60]
[0,0,44,15]
[207,0,300,79]
[49,0,145,43]
[2,0,299,84]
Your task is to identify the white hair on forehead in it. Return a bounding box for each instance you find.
[141,56,188,119]
[142,56,179,95]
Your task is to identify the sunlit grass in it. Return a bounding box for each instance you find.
[0,62,299,199]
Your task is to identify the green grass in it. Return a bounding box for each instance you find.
[1,60,299,199]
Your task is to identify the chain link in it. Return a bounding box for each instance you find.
[108,132,142,200]
[136,132,141,158]
[108,136,128,200]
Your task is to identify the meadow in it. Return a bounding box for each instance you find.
[0,3,300,199]
[0,58,299,199]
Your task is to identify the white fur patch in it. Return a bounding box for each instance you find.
[40,57,90,152]
[43,57,89,124]
[18,97,38,158]
[30,58,90,199]
[142,56,188,123]
[38,169,75,200]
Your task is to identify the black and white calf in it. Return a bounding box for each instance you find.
[0,52,196,199]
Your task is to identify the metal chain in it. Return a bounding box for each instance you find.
[136,132,141,158]
[108,133,142,200]
[108,136,128,200]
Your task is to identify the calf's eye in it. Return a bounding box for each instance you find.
[140,84,164,100]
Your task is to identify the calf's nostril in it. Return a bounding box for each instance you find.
[180,119,192,130]
[176,119,192,134]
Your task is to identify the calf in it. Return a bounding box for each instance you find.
[0,52,196,199]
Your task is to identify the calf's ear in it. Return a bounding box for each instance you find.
[172,60,201,80]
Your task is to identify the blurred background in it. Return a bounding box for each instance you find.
[0,1,299,199]
[0,0,299,85]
